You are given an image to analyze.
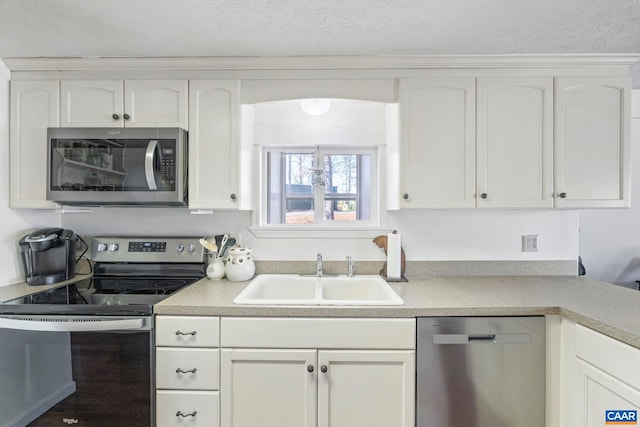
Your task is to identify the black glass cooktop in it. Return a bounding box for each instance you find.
[0,274,202,316]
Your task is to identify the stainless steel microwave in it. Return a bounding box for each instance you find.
[46,127,188,206]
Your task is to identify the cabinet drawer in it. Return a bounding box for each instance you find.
[221,317,416,349]
[156,316,220,347]
[156,348,220,390]
[576,325,640,390]
[156,390,219,427]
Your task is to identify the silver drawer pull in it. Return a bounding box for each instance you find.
[176,411,197,417]
[175,330,197,336]
[433,333,531,345]
[468,334,496,342]
[176,368,197,374]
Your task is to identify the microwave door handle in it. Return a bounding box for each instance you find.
[0,317,146,332]
[145,140,159,191]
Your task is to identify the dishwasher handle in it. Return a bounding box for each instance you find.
[432,333,532,344]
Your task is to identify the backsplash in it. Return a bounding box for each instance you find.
[60,207,579,263]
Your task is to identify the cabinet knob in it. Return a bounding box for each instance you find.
[320,365,328,373]
[123,113,130,120]
[307,365,314,373]
[112,113,120,120]
[403,193,409,200]
[480,193,488,199]
[558,192,567,199]
[230,193,237,200]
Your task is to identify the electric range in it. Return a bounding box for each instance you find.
[0,236,206,316]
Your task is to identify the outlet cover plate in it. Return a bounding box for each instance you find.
[522,235,538,252]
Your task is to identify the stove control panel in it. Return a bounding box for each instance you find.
[92,237,205,263]
[129,241,167,252]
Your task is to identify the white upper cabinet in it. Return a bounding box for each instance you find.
[399,78,476,208]
[477,77,554,208]
[10,80,60,209]
[555,76,630,208]
[61,80,188,128]
[188,80,242,210]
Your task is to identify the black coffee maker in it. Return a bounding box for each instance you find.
[19,228,77,286]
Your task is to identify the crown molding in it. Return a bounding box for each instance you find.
[3,54,639,72]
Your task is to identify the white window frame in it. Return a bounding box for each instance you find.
[252,145,382,236]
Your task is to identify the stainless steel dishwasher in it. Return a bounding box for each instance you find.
[417,316,546,427]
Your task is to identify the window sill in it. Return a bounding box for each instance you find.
[249,226,390,239]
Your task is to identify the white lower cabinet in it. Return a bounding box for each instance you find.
[155,316,221,427]
[316,350,414,427]
[220,317,416,427]
[574,325,640,426]
[221,349,317,427]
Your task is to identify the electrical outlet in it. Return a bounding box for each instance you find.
[522,235,538,252]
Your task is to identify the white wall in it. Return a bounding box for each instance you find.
[59,207,578,263]
[579,90,640,289]
[0,60,60,286]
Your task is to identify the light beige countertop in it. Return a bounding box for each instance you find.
[2,272,638,349]
[155,275,640,349]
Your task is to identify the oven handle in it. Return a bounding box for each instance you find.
[0,317,146,332]
[145,139,159,191]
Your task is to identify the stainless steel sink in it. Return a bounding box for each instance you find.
[233,274,404,306]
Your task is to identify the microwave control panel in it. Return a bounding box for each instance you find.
[160,146,176,189]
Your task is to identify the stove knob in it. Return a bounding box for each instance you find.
[187,243,196,253]
[96,243,108,252]
[176,243,185,252]
[108,243,119,252]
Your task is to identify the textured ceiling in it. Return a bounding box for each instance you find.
[1,0,639,85]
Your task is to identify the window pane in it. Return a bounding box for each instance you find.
[266,149,374,225]
[323,154,370,221]
[267,151,316,224]
[324,199,357,221]
[285,153,314,224]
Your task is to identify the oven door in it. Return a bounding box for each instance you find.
[0,316,153,427]
[47,127,187,206]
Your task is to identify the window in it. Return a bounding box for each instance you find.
[262,146,378,227]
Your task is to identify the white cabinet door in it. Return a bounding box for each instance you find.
[575,360,640,427]
[188,80,241,210]
[399,78,476,208]
[317,350,415,427]
[10,80,60,208]
[61,80,124,127]
[574,325,640,426]
[555,76,630,208]
[61,79,188,128]
[220,348,317,427]
[124,80,188,128]
[477,77,554,208]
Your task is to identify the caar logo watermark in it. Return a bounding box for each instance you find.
[606,410,637,425]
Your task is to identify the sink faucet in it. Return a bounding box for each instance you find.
[346,256,354,277]
[316,253,323,276]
